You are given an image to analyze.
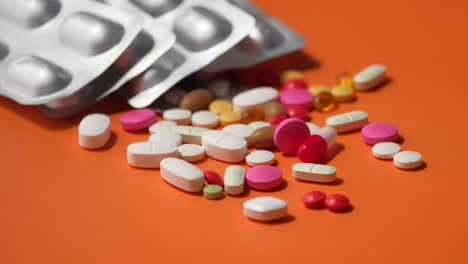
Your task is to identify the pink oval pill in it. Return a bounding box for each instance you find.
[361,122,399,145]
[279,89,314,108]
[283,79,308,90]
[274,118,310,155]
[120,108,156,131]
[246,165,283,191]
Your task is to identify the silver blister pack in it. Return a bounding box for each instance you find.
[39,0,176,117]
[119,0,256,108]
[0,0,143,105]
[203,0,306,72]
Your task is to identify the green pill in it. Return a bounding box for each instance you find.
[203,184,223,200]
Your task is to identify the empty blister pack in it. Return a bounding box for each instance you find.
[203,0,306,72]
[119,0,255,108]
[0,0,143,105]
[39,0,176,117]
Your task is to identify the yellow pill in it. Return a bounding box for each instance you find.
[336,72,354,88]
[308,85,331,96]
[281,70,303,83]
[220,111,242,126]
[209,99,232,115]
[331,85,356,102]
[313,91,337,112]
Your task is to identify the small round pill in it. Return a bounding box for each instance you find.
[204,170,224,187]
[245,165,283,191]
[325,194,350,211]
[361,122,399,145]
[308,85,330,96]
[303,191,327,208]
[281,70,303,83]
[149,131,182,146]
[163,108,192,125]
[191,110,219,128]
[120,108,156,131]
[203,184,223,200]
[219,111,242,126]
[372,142,401,159]
[283,79,308,90]
[177,144,205,162]
[393,151,423,169]
[286,105,308,120]
[331,85,356,102]
[209,99,232,115]
[245,150,275,166]
[313,91,336,112]
[149,120,177,134]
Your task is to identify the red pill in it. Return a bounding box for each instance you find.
[297,135,327,163]
[283,79,308,90]
[257,70,281,87]
[303,191,327,208]
[204,171,224,187]
[325,194,350,211]
[287,105,308,120]
[270,114,287,125]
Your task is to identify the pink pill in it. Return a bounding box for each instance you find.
[279,89,314,108]
[204,170,224,187]
[287,105,308,120]
[245,165,283,191]
[120,108,156,131]
[361,122,399,145]
[274,118,310,155]
[283,79,308,90]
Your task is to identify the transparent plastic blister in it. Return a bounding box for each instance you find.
[0,0,143,105]
[203,0,306,72]
[119,0,256,108]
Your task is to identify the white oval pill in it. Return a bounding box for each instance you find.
[148,131,182,146]
[232,87,279,112]
[163,108,192,125]
[292,163,337,182]
[202,130,247,163]
[245,150,275,166]
[393,151,423,169]
[354,64,387,91]
[78,113,111,149]
[243,196,288,222]
[222,124,254,140]
[372,142,401,159]
[149,120,177,134]
[177,144,205,162]
[248,121,270,130]
[326,110,368,133]
[160,157,204,192]
[127,141,178,168]
[173,125,212,145]
[224,165,245,195]
[191,110,219,128]
[306,122,320,135]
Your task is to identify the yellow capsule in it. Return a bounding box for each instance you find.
[313,91,337,112]
[331,85,356,102]
[241,108,265,124]
[281,70,303,83]
[220,111,242,126]
[209,99,232,115]
[336,72,354,88]
[308,85,331,96]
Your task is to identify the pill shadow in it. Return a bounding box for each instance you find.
[226,187,251,198]
[248,214,296,225]
[395,136,405,145]
[305,204,328,210]
[295,178,344,186]
[162,180,203,197]
[329,204,354,214]
[251,179,289,193]
[396,161,428,172]
[83,132,117,151]
[318,143,346,164]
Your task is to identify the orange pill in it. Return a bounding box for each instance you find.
[336,72,354,88]
[241,108,265,124]
[313,91,337,112]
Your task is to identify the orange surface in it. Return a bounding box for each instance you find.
[3,0,468,263]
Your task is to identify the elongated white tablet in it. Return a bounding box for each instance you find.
[292,163,337,182]
[149,120,177,134]
[306,122,321,135]
[248,121,270,130]
[372,142,401,159]
[127,141,178,168]
[202,130,247,163]
[160,158,204,192]
[354,64,387,91]
[79,113,111,149]
[245,150,275,166]
[326,110,368,133]
[177,144,205,162]
[224,165,245,195]
[163,108,191,125]
[243,196,288,222]
[222,124,254,141]
[393,151,423,169]
[173,125,212,145]
[148,131,182,146]
[191,110,219,128]
[232,87,279,112]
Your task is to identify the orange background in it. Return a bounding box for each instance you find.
[3,0,468,263]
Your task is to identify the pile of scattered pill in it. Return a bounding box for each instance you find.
[78,64,424,222]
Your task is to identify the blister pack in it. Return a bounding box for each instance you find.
[39,0,176,117]
[203,0,306,72]
[119,0,255,108]
[0,0,143,105]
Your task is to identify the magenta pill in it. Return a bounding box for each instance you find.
[283,79,308,90]
[361,122,399,145]
[325,194,350,211]
[245,165,283,191]
[120,108,156,131]
[303,191,327,208]
[274,118,311,155]
[279,89,314,108]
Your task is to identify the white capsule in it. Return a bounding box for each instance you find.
[306,122,321,135]
[78,113,111,149]
[326,110,368,133]
[243,196,288,222]
[353,64,387,91]
[173,125,212,145]
[224,165,245,195]
[160,158,205,192]
[292,163,337,182]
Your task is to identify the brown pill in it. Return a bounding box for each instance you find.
[241,108,265,124]
[179,88,214,111]
[264,101,285,122]
[250,125,277,149]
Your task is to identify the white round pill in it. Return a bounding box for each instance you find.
[245,150,275,166]
[163,108,191,125]
[149,131,182,146]
[78,113,111,149]
[248,121,270,130]
[191,110,219,128]
[177,144,205,162]
[222,124,254,140]
[393,151,423,169]
[149,120,177,134]
[372,142,401,159]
